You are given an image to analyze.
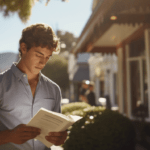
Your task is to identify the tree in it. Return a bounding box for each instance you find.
[0,0,68,23]
[0,0,33,23]
[57,30,77,53]
[41,54,69,91]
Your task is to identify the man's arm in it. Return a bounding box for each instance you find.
[0,124,41,146]
[0,129,11,145]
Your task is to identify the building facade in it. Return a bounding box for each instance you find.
[71,0,150,121]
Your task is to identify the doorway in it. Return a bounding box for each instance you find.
[128,57,148,117]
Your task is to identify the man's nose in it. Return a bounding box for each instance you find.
[39,58,47,66]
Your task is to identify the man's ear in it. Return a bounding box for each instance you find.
[20,43,27,55]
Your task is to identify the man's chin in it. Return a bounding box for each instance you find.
[32,69,40,75]
[35,67,42,70]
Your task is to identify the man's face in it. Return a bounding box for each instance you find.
[83,83,88,89]
[21,46,53,75]
[89,86,94,91]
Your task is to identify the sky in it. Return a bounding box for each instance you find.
[0,0,93,54]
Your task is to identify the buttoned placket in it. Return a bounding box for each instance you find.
[22,73,41,114]
[24,74,41,150]
[18,74,35,150]
[22,73,42,150]
[22,74,32,100]
[29,76,41,150]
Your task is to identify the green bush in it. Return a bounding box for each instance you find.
[61,102,91,116]
[132,121,150,149]
[63,109,135,150]
[69,106,105,117]
[69,109,84,117]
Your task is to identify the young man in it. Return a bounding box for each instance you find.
[0,24,67,150]
[79,80,89,103]
[85,81,96,106]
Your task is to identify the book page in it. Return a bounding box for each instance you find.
[68,115,82,122]
[27,108,81,148]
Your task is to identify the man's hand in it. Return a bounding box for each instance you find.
[8,124,41,144]
[45,131,68,146]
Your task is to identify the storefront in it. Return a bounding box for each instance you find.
[71,0,150,120]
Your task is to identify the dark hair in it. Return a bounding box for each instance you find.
[19,23,60,58]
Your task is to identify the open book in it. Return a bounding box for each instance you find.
[27,108,82,148]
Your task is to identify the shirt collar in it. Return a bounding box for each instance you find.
[11,62,42,81]
[38,71,42,81]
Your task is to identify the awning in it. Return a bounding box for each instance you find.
[87,46,117,54]
[72,64,89,82]
[72,0,150,55]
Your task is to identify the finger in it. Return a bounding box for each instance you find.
[45,138,60,146]
[19,124,26,127]
[14,124,26,131]
[21,135,37,141]
[22,132,40,138]
[21,133,39,140]
[49,131,67,136]
[45,136,62,142]
[23,126,41,133]
[22,135,38,141]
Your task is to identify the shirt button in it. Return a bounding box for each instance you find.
[26,83,29,86]
[34,139,37,141]
[23,74,26,77]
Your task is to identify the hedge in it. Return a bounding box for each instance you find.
[63,108,135,150]
[61,102,91,116]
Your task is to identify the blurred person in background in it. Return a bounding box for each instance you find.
[0,23,67,150]
[85,81,96,106]
[79,80,89,103]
